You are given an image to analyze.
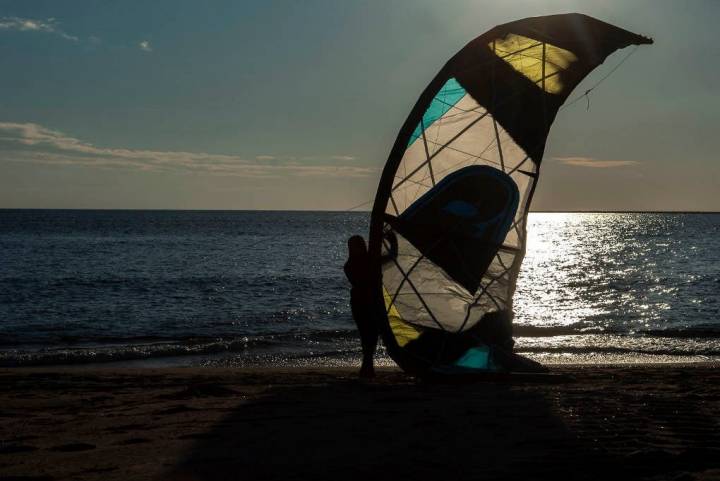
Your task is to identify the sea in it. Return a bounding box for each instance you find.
[1,210,719,368]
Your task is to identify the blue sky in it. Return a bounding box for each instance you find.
[1,0,718,210]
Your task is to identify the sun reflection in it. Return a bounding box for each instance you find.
[510,213,720,363]
[515,213,705,329]
[515,213,612,327]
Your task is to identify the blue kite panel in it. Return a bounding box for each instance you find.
[408,77,466,147]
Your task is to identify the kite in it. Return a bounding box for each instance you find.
[367,13,652,375]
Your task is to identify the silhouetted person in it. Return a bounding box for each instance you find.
[344,235,378,378]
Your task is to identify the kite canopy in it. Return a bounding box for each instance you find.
[368,14,652,375]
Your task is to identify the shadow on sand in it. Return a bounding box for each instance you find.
[165,373,615,481]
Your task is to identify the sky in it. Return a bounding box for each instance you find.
[0,0,718,211]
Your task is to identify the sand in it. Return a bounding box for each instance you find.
[1,364,719,481]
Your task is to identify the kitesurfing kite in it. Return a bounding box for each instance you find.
[366,13,652,375]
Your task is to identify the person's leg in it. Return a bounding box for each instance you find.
[346,235,378,378]
[359,324,377,378]
[352,297,377,378]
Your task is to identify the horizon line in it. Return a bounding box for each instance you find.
[1,208,719,214]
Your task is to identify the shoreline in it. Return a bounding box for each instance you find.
[2,358,720,371]
[2,348,717,369]
[2,364,719,480]
[2,359,719,373]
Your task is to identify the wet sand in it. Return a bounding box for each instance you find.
[1,364,719,480]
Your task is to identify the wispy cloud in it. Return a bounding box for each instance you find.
[138,40,152,52]
[0,122,373,178]
[0,16,78,42]
[553,156,640,168]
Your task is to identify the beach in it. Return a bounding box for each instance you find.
[1,364,719,480]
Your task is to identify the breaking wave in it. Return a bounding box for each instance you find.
[3,327,720,367]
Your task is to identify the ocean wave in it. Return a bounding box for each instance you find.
[6,322,717,350]
[0,327,359,348]
[513,324,720,338]
[515,344,720,357]
[0,329,360,367]
[513,325,596,337]
[0,338,261,367]
[636,327,720,339]
[2,328,720,367]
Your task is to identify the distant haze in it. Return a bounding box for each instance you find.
[1,0,718,211]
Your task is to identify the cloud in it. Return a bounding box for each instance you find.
[553,156,640,168]
[138,40,152,52]
[0,16,78,42]
[0,122,373,178]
